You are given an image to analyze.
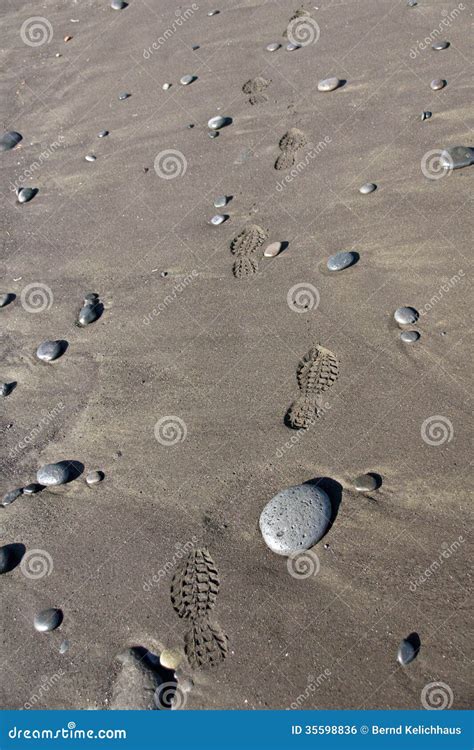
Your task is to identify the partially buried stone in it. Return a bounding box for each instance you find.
[17,187,38,204]
[359,182,376,194]
[34,608,63,633]
[264,242,284,258]
[0,131,22,152]
[400,330,420,343]
[36,340,64,362]
[210,214,227,226]
[430,79,446,90]
[259,482,332,555]
[432,41,449,50]
[353,473,379,492]
[327,251,358,271]
[111,0,128,8]
[180,75,196,85]
[421,111,432,121]
[394,306,419,325]
[23,483,42,495]
[86,470,104,486]
[1,488,22,507]
[439,146,474,170]
[37,462,71,486]
[318,77,342,92]
[266,42,281,52]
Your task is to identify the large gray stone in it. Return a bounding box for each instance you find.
[260,482,331,555]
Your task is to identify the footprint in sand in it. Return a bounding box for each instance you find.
[230,224,268,278]
[242,77,271,105]
[274,128,307,170]
[286,344,339,429]
[184,618,228,670]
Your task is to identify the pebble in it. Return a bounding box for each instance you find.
[180,75,196,85]
[208,131,219,139]
[17,187,38,204]
[1,488,23,507]
[286,43,300,51]
[77,301,101,326]
[86,470,104,486]
[259,482,332,555]
[84,292,99,303]
[327,251,358,272]
[118,92,130,100]
[64,35,73,42]
[266,43,281,52]
[159,649,182,670]
[213,195,228,208]
[359,182,376,194]
[37,462,71,486]
[318,77,342,92]
[208,115,231,130]
[421,111,432,121]
[397,637,419,665]
[162,83,171,90]
[210,214,227,226]
[111,0,128,8]
[430,79,446,90]
[432,41,449,50]
[0,131,22,152]
[36,340,64,362]
[85,154,96,162]
[192,45,200,51]
[400,330,420,343]
[0,544,19,574]
[0,292,15,307]
[353,473,379,492]
[264,242,284,258]
[439,146,474,170]
[208,10,220,15]
[34,608,63,633]
[22,483,42,495]
[394,306,419,325]
[59,639,70,654]
[98,130,109,138]
[0,382,15,397]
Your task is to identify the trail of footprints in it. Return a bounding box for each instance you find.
[230,224,267,278]
[286,344,339,429]
[275,128,307,170]
[170,548,228,670]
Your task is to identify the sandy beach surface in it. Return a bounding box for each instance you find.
[1,0,472,711]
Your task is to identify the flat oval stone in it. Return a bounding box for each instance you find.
[259,482,332,555]
[86,470,104,486]
[353,473,379,492]
[327,251,358,272]
[394,306,419,325]
[359,182,376,194]
[430,79,446,90]
[439,146,474,170]
[266,43,281,52]
[17,187,38,203]
[85,154,96,162]
[1,488,23,507]
[111,0,128,8]
[180,75,196,85]
[0,131,22,152]
[118,92,130,100]
[286,43,300,51]
[318,77,342,92]
[213,195,227,208]
[36,340,64,362]
[0,544,19,574]
[59,639,70,654]
[98,130,109,138]
[0,292,15,307]
[208,115,231,130]
[23,483,42,495]
[37,462,70,486]
[264,242,284,258]
[432,41,449,50]
[400,330,420,343]
[34,607,63,633]
[208,9,219,15]
[78,303,99,326]
[210,214,227,226]
[397,637,419,665]
[208,130,219,139]
[159,649,182,670]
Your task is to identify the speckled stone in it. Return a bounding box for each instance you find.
[439,146,474,170]
[353,473,379,492]
[400,330,420,343]
[86,470,104,486]
[36,340,64,362]
[327,251,358,272]
[430,79,446,90]
[34,608,63,633]
[266,42,281,52]
[432,41,449,50]
[0,131,22,152]
[394,306,419,325]
[1,488,22,507]
[259,482,332,555]
[36,462,70,486]
[318,77,342,92]
[359,182,377,194]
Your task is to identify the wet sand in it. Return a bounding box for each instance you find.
[0,0,472,710]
